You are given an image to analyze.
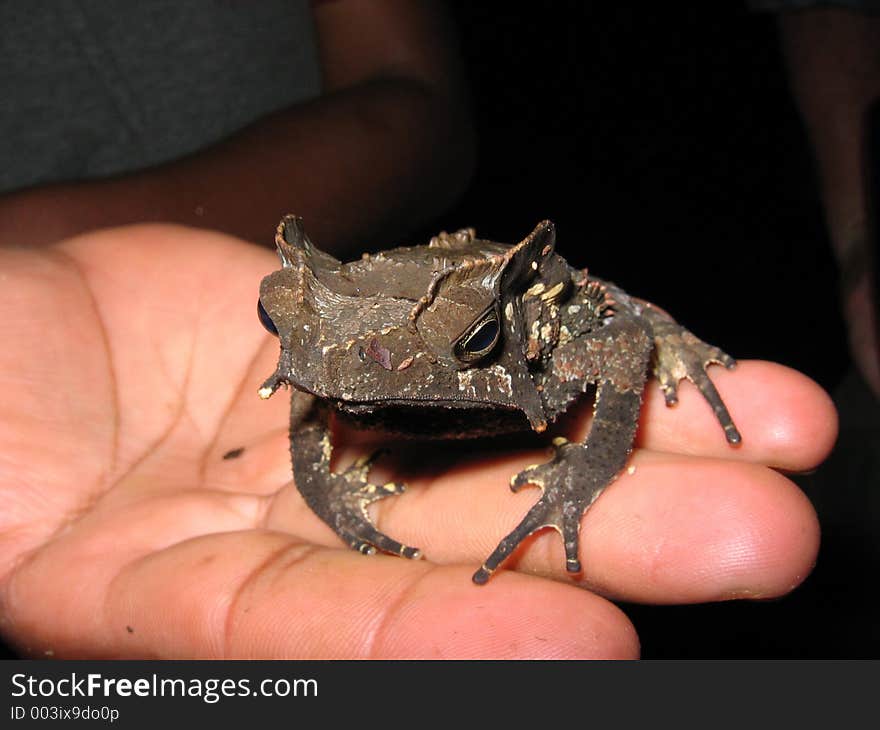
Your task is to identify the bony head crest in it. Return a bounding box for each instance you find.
[407,220,557,331]
[274,214,317,269]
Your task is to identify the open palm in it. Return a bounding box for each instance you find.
[0,225,833,658]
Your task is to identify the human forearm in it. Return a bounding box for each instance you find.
[0,75,472,253]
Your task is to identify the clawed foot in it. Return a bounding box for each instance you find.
[311,451,423,560]
[473,437,606,584]
[651,323,741,444]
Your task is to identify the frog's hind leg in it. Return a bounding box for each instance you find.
[473,379,644,584]
[290,396,422,560]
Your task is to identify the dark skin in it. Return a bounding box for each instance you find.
[0,0,474,255]
[0,225,831,658]
[777,9,880,398]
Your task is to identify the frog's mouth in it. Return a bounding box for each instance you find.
[333,398,534,439]
[337,395,521,412]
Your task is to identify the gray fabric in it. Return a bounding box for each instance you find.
[0,0,320,194]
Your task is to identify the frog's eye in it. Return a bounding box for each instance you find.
[257,299,279,336]
[454,308,501,363]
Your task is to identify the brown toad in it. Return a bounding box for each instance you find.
[257,215,740,583]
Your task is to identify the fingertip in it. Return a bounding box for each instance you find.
[582,455,821,604]
[714,469,820,601]
[746,361,838,472]
[372,566,640,659]
[641,360,839,471]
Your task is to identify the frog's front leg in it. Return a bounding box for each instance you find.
[290,394,422,560]
[473,321,652,584]
[638,302,741,445]
[473,380,645,584]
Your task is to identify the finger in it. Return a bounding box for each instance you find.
[574,451,820,603]
[634,360,837,472]
[4,531,638,659]
[269,447,819,605]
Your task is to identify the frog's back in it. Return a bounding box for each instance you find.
[326,229,511,302]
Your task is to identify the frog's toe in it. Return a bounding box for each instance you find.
[509,437,571,493]
[474,438,615,584]
[509,463,543,492]
[355,478,407,503]
[653,326,740,444]
[330,487,422,561]
[473,499,555,584]
[342,449,388,481]
[346,525,423,560]
[327,458,421,560]
[472,491,586,584]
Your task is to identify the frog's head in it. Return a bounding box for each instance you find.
[258,216,567,432]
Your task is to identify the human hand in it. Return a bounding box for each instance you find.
[0,225,833,658]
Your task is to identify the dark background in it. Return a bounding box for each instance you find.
[441,2,845,384]
[437,1,878,658]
